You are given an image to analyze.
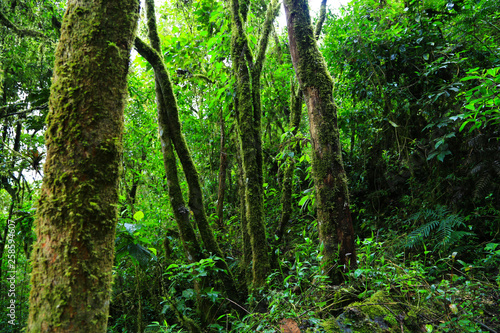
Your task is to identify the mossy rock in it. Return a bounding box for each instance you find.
[321,291,418,332]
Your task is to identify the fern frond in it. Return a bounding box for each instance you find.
[404,206,475,254]
[474,173,491,199]
[405,219,441,249]
[470,162,485,175]
[492,160,500,176]
[468,134,484,149]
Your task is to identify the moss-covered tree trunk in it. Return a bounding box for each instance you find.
[27,0,139,331]
[235,137,252,288]
[139,1,203,268]
[135,0,244,316]
[284,0,357,285]
[230,0,279,289]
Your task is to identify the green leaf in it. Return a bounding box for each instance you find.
[298,196,309,206]
[133,211,144,221]
[460,75,482,81]
[485,243,499,251]
[182,289,196,299]
[388,120,399,127]
[127,243,152,267]
[459,119,471,132]
[437,150,451,162]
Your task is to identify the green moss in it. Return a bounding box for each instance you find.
[283,0,357,284]
[321,317,342,332]
[27,0,139,331]
[322,291,415,333]
[230,0,272,288]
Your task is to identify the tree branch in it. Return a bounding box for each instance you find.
[145,0,161,53]
[254,0,280,73]
[314,0,327,39]
[134,37,162,69]
[0,103,48,119]
[0,10,48,39]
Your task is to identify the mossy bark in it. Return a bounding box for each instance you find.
[230,0,279,289]
[284,0,357,285]
[314,0,328,39]
[235,137,251,288]
[139,0,203,266]
[135,18,205,328]
[27,0,139,331]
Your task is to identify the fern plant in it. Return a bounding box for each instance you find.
[467,132,500,200]
[404,206,476,254]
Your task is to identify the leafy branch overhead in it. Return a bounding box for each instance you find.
[0,10,48,39]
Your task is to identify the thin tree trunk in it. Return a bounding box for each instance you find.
[27,0,139,331]
[235,136,251,288]
[277,80,303,241]
[216,109,227,229]
[230,0,279,288]
[136,0,244,314]
[314,0,328,39]
[284,0,357,285]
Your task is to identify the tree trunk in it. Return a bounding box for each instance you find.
[230,0,279,288]
[235,136,251,288]
[284,0,357,285]
[27,0,139,331]
[277,80,303,241]
[136,0,244,314]
[216,109,227,229]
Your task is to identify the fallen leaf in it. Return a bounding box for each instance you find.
[280,318,301,333]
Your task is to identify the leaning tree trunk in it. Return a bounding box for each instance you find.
[135,0,244,315]
[27,0,139,332]
[284,0,357,285]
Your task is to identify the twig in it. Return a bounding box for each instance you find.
[0,103,48,119]
[224,297,251,314]
[476,321,498,333]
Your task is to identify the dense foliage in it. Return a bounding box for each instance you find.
[0,0,499,332]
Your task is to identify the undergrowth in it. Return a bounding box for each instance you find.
[140,232,499,333]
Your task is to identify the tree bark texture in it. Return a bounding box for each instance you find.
[314,0,328,39]
[230,0,279,288]
[27,0,139,331]
[284,0,357,285]
[234,137,251,288]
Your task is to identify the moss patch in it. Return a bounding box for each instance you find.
[322,291,417,332]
